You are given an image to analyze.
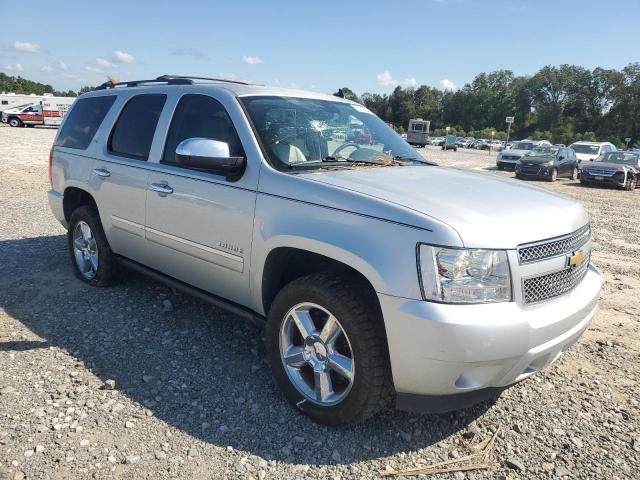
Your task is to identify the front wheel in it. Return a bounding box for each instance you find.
[265,273,393,426]
[8,117,22,128]
[549,168,558,182]
[570,167,578,180]
[625,175,637,191]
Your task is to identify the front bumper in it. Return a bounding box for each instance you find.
[48,189,67,228]
[379,263,601,411]
[582,172,626,188]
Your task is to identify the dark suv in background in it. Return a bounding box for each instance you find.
[515,146,579,182]
[580,151,639,191]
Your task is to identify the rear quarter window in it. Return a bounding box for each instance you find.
[56,96,116,149]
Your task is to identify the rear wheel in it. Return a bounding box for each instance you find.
[625,175,637,191]
[68,205,123,287]
[266,273,393,426]
[8,117,22,128]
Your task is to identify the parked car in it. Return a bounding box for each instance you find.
[515,146,579,182]
[48,75,601,426]
[429,137,443,146]
[569,141,617,163]
[496,140,552,170]
[580,151,639,191]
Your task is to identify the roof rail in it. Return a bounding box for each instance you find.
[94,75,252,91]
[156,75,251,86]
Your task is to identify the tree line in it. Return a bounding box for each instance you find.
[336,63,640,147]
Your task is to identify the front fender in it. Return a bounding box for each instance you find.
[249,193,448,315]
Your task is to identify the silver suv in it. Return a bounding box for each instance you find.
[48,76,602,426]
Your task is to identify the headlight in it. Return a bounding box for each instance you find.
[418,245,512,304]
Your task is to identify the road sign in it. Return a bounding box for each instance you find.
[505,116,514,124]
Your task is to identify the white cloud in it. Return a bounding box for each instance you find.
[84,65,104,73]
[5,63,24,72]
[41,65,53,72]
[242,55,263,65]
[13,41,40,53]
[438,79,457,90]
[112,50,137,64]
[41,62,70,74]
[96,57,114,68]
[376,71,417,88]
[56,61,68,71]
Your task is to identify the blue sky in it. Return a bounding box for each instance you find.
[1,0,638,94]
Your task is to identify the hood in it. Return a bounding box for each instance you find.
[519,156,554,164]
[500,149,530,158]
[575,153,598,162]
[296,166,588,249]
[2,107,21,114]
[583,162,636,172]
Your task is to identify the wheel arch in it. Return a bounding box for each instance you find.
[63,186,98,223]
[260,245,384,319]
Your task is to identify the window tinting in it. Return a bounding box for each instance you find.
[109,94,166,160]
[162,94,244,164]
[56,95,115,150]
[1,100,8,105]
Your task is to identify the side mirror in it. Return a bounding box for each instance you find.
[175,138,246,180]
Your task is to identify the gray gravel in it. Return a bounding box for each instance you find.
[0,125,638,479]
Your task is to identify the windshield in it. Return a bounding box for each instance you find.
[240,96,427,170]
[511,142,536,150]
[571,144,600,154]
[595,152,638,166]
[526,147,559,158]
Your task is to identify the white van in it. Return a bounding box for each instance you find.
[1,97,75,127]
[569,141,617,163]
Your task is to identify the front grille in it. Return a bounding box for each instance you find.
[518,224,591,265]
[523,257,590,304]
[502,155,520,161]
[585,167,616,176]
[520,166,541,175]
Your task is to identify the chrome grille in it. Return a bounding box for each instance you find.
[518,224,591,264]
[523,257,590,304]
[585,167,616,176]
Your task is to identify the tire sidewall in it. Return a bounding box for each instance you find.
[9,118,21,128]
[67,206,118,286]
[265,278,385,426]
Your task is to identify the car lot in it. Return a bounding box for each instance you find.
[0,126,638,479]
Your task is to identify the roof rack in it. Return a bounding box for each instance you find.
[94,74,251,90]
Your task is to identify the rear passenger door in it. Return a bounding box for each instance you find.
[92,93,167,263]
[143,93,258,307]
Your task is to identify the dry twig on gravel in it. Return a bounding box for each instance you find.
[379,428,500,477]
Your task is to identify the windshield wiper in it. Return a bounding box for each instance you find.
[393,155,437,165]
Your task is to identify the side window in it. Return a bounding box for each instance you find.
[56,96,116,150]
[162,94,244,165]
[1,100,7,105]
[109,94,166,160]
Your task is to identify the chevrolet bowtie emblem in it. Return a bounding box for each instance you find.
[568,249,586,268]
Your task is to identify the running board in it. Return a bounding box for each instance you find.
[115,256,265,327]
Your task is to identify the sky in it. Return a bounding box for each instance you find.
[0,0,638,94]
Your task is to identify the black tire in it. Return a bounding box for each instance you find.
[570,167,578,180]
[549,168,558,182]
[580,179,590,187]
[67,205,122,287]
[625,175,637,191]
[497,164,504,171]
[8,117,22,128]
[515,172,523,180]
[265,272,393,426]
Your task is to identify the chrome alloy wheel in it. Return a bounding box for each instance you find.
[72,221,99,279]
[279,302,355,406]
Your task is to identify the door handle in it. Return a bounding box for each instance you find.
[93,168,110,178]
[150,183,174,194]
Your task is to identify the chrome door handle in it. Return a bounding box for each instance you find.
[150,183,174,194]
[93,168,110,178]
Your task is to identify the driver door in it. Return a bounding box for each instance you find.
[144,93,258,307]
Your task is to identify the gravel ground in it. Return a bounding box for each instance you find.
[0,125,638,480]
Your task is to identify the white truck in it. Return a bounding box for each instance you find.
[1,96,75,127]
